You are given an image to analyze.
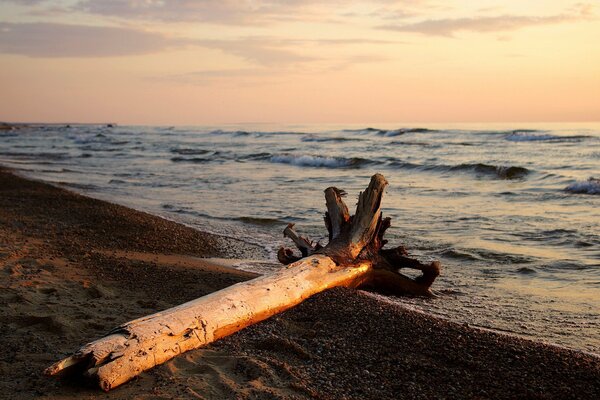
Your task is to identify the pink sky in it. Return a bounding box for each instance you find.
[1,1,599,124]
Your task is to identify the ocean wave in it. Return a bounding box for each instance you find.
[342,127,383,134]
[56,181,99,190]
[387,160,530,179]
[388,160,422,169]
[511,129,539,134]
[170,150,233,163]
[506,132,559,142]
[565,178,600,195]
[545,261,591,271]
[79,145,126,152]
[516,267,537,274]
[161,204,285,226]
[170,156,212,163]
[210,129,251,137]
[71,133,131,148]
[238,152,272,161]
[301,135,364,143]
[389,141,430,147]
[237,216,286,226]
[505,131,590,142]
[270,154,373,169]
[448,163,530,179]
[170,147,211,155]
[209,129,303,137]
[436,248,482,261]
[343,127,435,136]
[382,128,434,137]
[436,247,536,264]
[0,151,70,160]
[161,204,212,218]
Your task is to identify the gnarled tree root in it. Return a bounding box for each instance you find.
[278,174,440,297]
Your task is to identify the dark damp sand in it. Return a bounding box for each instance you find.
[0,167,598,400]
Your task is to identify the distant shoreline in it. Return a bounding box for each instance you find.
[1,122,117,129]
[3,121,600,128]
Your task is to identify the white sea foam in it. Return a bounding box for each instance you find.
[565,178,600,195]
[270,154,365,168]
[381,129,405,137]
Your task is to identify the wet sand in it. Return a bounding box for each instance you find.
[0,167,599,399]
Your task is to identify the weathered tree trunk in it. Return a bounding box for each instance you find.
[45,173,440,391]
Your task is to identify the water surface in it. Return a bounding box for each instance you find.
[1,122,598,353]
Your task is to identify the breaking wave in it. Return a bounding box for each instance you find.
[565,178,600,195]
[270,154,373,169]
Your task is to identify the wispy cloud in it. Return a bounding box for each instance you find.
[66,0,427,25]
[0,22,179,57]
[196,38,315,67]
[73,0,336,24]
[195,37,396,66]
[0,21,393,66]
[158,52,389,86]
[379,4,594,36]
[156,67,280,86]
[2,0,48,4]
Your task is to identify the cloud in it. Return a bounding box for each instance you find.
[0,20,396,65]
[73,0,332,24]
[196,38,316,67]
[157,67,279,86]
[0,22,179,57]
[2,0,48,4]
[379,5,594,36]
[70,0,427,25]
[194,37,395,66]
[158,52,389,86]
[2,0,434,28]
[292,38,396,45]
[0,22,308,64]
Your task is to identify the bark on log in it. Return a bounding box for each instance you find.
[45,173,440,391]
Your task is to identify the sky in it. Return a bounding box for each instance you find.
[0,0,599,125]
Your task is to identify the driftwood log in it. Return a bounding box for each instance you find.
[45,173,440,391]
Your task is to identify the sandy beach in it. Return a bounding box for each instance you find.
[1,166,599,399]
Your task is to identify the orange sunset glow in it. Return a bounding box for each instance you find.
[1,0,599,124]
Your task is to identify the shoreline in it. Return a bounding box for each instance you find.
[10,165,598,355]
[0,167,599,399]
[6,165,598,357]
[363,290,600,360]
[3,166,271,263]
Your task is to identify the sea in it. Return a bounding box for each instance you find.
[1,122,598,354]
